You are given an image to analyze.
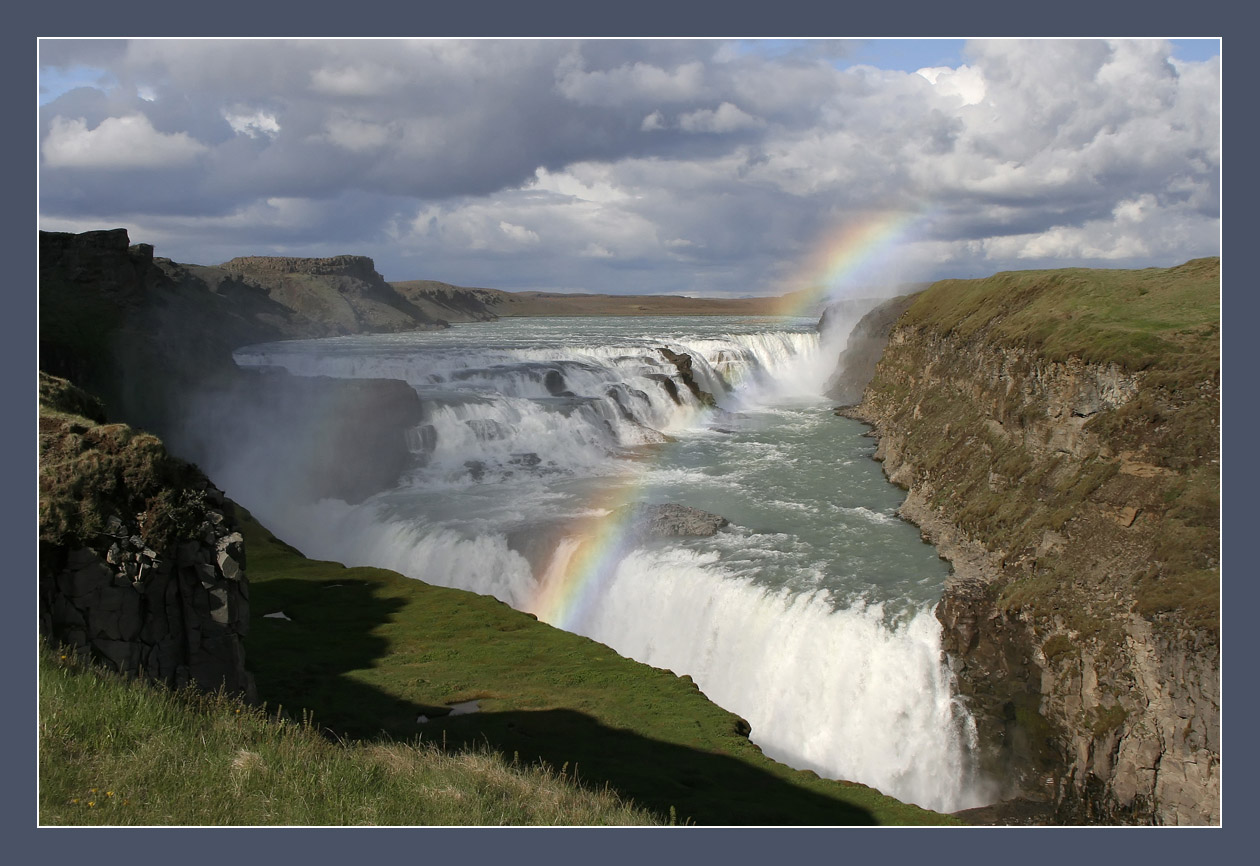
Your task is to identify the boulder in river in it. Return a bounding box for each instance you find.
[618,503,730,539]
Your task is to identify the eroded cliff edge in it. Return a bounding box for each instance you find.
[39,373,255,699]
[840,260,1220,825]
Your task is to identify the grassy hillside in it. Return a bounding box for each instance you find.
[881,258,1219,633]
[39,645,660,826]
[904,258,1219,383]
[230,508,957,825]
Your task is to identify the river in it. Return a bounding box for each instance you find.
[212,313,992,812]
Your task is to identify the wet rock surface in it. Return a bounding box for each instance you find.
[618,503,730,540]
[658,347,718,408]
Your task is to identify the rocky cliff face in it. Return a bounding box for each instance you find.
[823,293,920,406]
[40,230,447,439]
[221,254,381,280]
[221,254,445,333]
[389,279,503,323]
[38,232,446,700]
[39,374,255,699]
[840,264,1220,825]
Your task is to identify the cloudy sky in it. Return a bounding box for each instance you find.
[37,38,1220,298]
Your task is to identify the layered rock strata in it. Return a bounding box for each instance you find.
[840,271,1220,825]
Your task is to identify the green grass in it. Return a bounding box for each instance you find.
[233,508,958,826]
[39,509,957,826]
[38,373,213,549]
[903,258,1220,380]
[39,644,661,826]
[1040,635,1076,664]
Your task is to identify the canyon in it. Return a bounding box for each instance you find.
[38,230,1220,824]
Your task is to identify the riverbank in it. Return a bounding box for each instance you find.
[842,259,1220,824]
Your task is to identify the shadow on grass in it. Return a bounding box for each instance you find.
[244,576,878,826]
[424,707,878,826]
[244,576,452,737]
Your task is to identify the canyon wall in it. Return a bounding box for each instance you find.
[220,254,447,333]
[841,261,1220,824]
[39,374,255,699]
[40,230,447,432]
[38,232,447,698]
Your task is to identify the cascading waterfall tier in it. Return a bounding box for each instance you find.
[220,315,992,812]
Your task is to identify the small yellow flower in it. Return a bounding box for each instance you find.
[90,788,97,793]
[70,799,79,804]
[106,791,114,797]
[88,801,95,807]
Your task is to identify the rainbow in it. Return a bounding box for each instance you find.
[525,210,924,630]
[772,209,925,317]
[526,483,641,632]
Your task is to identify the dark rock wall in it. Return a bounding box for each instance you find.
[39,374,255,698]
[37,232,442,701]
[40,489,255,701]
[39,228,448,449]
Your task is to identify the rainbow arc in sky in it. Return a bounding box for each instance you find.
[772,209,925,316]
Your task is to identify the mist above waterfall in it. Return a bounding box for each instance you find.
[179,314,994,813]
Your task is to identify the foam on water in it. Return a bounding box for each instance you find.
[575,547,989,812]
[215,315,994,812]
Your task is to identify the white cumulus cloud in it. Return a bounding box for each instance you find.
[498,220,540,244]
[224,108,281,139]
[37,38,1220,293]
[916,64,986,106]
[42,114,207,169]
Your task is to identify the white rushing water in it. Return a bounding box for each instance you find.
[211,314,992,813]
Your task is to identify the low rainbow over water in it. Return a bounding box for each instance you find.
[526,209,923,631]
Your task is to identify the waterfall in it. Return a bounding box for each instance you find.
[207,316,992,812]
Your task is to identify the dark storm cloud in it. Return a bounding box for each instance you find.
[38,39,128,69]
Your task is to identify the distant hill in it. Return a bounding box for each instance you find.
[391,279,817,321]
[221,255,446,333]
